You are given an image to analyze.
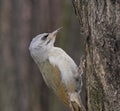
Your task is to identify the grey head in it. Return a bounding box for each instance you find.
[29,33,50,50]
[29,27,62,62]
[29,27,62,51]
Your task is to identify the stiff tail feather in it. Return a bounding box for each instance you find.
[71,102,86,111]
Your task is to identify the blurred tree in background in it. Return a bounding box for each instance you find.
[0,0,82,111]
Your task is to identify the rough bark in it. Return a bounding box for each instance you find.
[72,0,120,111]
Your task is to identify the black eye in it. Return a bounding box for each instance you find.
[41,34,48,40]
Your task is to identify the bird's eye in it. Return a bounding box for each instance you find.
[41,34,48,40]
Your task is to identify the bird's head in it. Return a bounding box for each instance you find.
[29,27,62,51]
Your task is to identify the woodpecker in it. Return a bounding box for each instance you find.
[29,28,86,111]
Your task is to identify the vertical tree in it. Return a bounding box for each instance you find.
[72,0,120,111]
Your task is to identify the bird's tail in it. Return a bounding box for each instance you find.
[69,93,86,111]
[71,102,86,111]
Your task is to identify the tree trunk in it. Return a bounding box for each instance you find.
[72,0,120,111]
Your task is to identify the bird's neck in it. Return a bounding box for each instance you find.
[33,46,53,63]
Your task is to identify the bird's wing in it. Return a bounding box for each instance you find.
[48,50,85,110]
[38,59,69,105]
[49,51,82,93]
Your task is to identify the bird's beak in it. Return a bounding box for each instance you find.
[52,27,63,36]
[47,27,62,46]
[49,27,62,39]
